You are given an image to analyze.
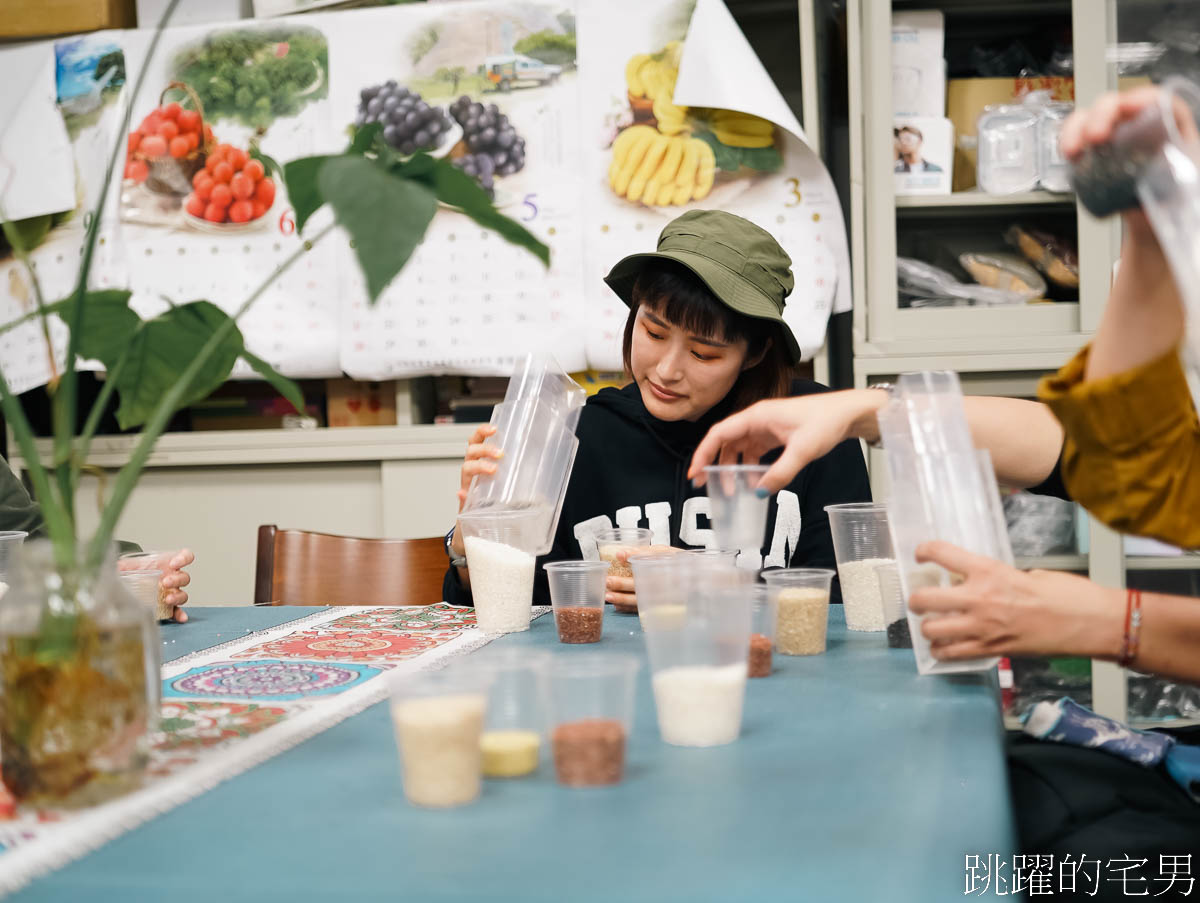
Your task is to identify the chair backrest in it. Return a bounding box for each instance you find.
[255,525,446,606]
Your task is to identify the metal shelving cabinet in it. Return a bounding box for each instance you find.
[847,0,1196,723]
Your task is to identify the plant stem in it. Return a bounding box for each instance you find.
[85,223,334,568]
[58,0,183,533]
[70,350,129,489]
[0,365,73,557]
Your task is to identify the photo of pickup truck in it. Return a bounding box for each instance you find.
[482,54,563,91]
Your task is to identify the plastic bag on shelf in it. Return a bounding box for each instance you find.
[977,104,1041,194]
[1128,673,1200,722]
[1006,224,1079,289]
[1004,491,1077,556]
[958,251,1047,299]
[897,257,1032,307]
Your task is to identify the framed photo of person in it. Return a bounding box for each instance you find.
[893,117,953,195]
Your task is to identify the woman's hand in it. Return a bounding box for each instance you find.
[907,541,1124,662]
[450,425,503,561]
[606,545,679,608]
[688,390,885,493]
[161,549,194,623]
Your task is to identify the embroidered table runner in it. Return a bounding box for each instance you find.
[0,604,549,896]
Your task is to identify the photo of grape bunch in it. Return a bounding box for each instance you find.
[449,96,526,182]
[356,81,454,155]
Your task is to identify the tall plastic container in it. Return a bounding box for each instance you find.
[462,354,587,555]
[877,370,1009,675]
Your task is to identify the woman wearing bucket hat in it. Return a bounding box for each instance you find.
[446,210,871,608]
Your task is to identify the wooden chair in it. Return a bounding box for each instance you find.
[254,525,447,606]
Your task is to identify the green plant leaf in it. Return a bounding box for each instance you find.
[241,350,305,415]
[318,155,437,303]
[114,301,244,430]
[349,122,383,155]
[282,153,333,234]
[249,144,283,179]
[696,131,742,172]
[423,159,549,267]
[70,291,142,369]
[738,144,783,173]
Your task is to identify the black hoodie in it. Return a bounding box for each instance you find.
[444,379,872,605]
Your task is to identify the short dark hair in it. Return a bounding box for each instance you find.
[620,260,793,413]
[899,125,923,141]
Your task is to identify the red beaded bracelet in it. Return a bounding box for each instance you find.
[1118,589,1143,668]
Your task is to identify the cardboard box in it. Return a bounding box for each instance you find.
[326,379,398,428]
[1,0,136,38]
[894,117,954,196]
[892,10,945,118]
[948,76,1150,191]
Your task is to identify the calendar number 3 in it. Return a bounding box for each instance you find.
[784,178,802,208]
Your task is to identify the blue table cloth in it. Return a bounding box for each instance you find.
[12,605,1015,903]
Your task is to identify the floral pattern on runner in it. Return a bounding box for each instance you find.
[154,701,292,753]
[230,628,462,662]
[163,659,383,701]
[323,603,478,633]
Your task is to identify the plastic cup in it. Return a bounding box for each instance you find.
[688,548,751,588]
[545,653,639,787]
[119,568,168,620]
[876,561,912,649]
[643,585,751,747]
[544,561,609,644]
[0,530,28,594]
[458,509,544,635]
[702,464,770,552]
[763,568,835,656]
[747,585,777,677]
[475,649,549,778]
[595,528,653,613]
[824,502,894,632]
[388,667,491,808]
[630,550,688,628]
[119,550,177,620]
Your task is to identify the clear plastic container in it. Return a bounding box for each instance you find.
[594,528,654,583]
[877,370,1010,675]
[462,354,587,555]
[1037,101,1073,193]
[824,502,894,632]
[0,531,28,594]
[747,585,777,677]
[457,509,545,635]
[630,551,688,629]
[475,648,549,779]
[544,560,608,643]
[545,653,639,787]
[642,586,751,747]
[118,568,168,621]
[876,561,912,649]
[119,550,176,620]
[702,464,771,553]
[388,667,491,808]
[762,568,835,656]
[977,104,1040,195]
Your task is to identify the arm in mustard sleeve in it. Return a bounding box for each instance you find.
[1040,345,1200,548]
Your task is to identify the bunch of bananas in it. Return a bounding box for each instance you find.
[625,42,691,137]
[609,126,716,206]
[708,110,776,148]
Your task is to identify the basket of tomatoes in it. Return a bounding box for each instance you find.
[126,81,214,196]
[184,146,277,230]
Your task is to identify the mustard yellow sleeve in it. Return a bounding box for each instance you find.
[1038,345,1200,548]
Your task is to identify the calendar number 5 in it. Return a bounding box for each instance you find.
[521,194,538,222]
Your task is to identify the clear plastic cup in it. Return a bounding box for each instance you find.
[119,568,168,621]
[458,509,544,635]
[630,550,688,628]
[824,502,894,632]
[119,550,175,619]
[475,648,549,778]
[595,528,653,613]
[643,585,751,747]
[501,352,587,431]
[388,667,492,808]
[876,561,912,649]
[763,568,835,656]
[747,585,777,677]
[702,465,770,553]
[688,548,751,589]
[544,561,609,644]
[545,653,639,787]
[0,530,28,593]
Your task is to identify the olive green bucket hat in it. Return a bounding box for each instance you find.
[603,209,801,363]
